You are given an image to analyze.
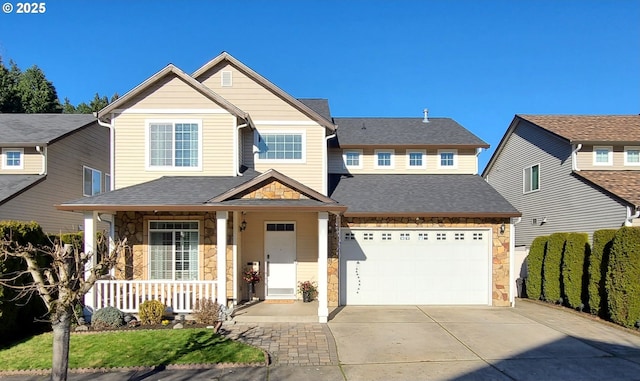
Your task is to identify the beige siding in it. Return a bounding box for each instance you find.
[113,112,237,188]
[0,147,42,174]
[576,145,640,170]
[197,62,313,121]
[121,75,223,109]
[0,123,110,234]
[239,211,318,299]
[328,148,478,174]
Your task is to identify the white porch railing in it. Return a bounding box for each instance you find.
[92,280,218,313]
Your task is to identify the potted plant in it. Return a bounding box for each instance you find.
[243,269,261,299]
[298,281,317,302]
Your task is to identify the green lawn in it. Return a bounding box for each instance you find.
[0,329,265,370]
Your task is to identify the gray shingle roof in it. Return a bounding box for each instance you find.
[0,114,96,144]
[0,175,45,204]
[297,99,332,122]
[332,118,489,147]
[329,174,520,216]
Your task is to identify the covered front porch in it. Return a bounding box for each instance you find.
[231,300,341,323]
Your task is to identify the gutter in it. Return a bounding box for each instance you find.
[625,206,640,227]
[323,133,337,195]
[235,122,249,176]
[95,112,115,190]
[571,143,583,171]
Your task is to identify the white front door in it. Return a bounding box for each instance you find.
[265,222,296,298]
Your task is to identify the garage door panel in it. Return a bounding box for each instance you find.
[340,229,490,305]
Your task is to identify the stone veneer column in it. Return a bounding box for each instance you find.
[216,211,228,305]
[317,212,329,323]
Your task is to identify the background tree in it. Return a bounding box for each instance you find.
[16,65,63,113]
[0,59,22,112]
[0,232,127,381]
[63,92,119,114]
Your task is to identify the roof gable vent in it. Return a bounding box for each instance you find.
[221,71,232,87]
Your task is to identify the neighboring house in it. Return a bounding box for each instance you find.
[483,114,640,252]
[58,52,519,322]
[0,114,110,234]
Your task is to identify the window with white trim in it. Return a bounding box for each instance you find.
[149,221,199,280]
[438,149,457,168]
[343,150,362,169]
[375,150,394,168]
[454,232,465,240]
[624,146,640,166]
[407,150,426,169]
[593,146,612,166]
[2,148,23,169]
[473,233,484,240]
[83,166,102,196]
[382,233,392,240]
[363,233,374,240]
[255,132,304,161]
[418,233,429,241]
[148,121,201,169]
[400,233,411,240]
[436,232,447,240]
[523,164,540,193]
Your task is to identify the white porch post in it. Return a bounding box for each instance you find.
[317,211,329,323]
[216,211,228,306]
[83,211,98,313]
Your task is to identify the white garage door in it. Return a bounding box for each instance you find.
[340,228,491,305]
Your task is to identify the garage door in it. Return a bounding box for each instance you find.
[340,228,491,305]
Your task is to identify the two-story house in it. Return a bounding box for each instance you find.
[483,115,640,254]
[0,114,110,233]
[58,52,519,322]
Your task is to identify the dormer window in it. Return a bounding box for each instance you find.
[407,150,426,169]
[438,149,457,169]
[374,150,394,169]
[593,146,612,166]
[343,150,362,169]
[625,146,640,166]
[2,148,23,169]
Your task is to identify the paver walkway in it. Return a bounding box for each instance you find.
[221,322,339,366]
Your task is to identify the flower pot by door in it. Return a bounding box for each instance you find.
[303,290,313,303]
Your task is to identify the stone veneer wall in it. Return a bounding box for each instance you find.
[114,211,234,299]
[327,213,340,306]
[342,217,512,307]
[241,180,309,199]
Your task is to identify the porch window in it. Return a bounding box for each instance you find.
[149,221,199,280]
[148,121,201,169]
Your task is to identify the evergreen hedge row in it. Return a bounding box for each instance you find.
[588,229,617,317]
[561,233,589,309]
[606,227,640,328]
[543,233,567,303]
[525,236,548,300]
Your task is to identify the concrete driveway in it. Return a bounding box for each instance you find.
[328,300,640,381]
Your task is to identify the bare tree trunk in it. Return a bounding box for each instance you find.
[50,308,72,381]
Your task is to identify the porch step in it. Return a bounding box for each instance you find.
[230,300,320,323]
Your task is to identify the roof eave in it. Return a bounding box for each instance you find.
[343,211,521,218]
[56,203,347,213]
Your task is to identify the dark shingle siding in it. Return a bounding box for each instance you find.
[332,118,488,147]
[0,114,96,144]
[330,174,519,215]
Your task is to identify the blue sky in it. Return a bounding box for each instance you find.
[0,0,638,170]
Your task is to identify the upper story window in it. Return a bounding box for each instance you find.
[374,149,394,169]
[624,146,640,166]
[438,149,457,169]
[407,150,426,169]
[593,146,613,166]
[147,121,201,170]
[105,173,112,192]
[343,150,362,169]
[255,131,305,162]
[83,166,102,196]
[523,164,540,193]
[149,221,199,280]
[2,148,23,169]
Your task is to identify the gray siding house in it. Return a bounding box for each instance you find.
[0,114,110,234]
[483,115,640,249]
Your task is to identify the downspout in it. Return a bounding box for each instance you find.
[96,112,115,190]
[571,143,583,171]
[509,216,521,307]
[323,133,337,196]
[475,147,482,175]
[235,122,249,176]
[35,145,46,175]
[625,206,640,227]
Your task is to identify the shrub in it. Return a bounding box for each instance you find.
[139,300,165,325]
[606,227,640,328]
[192,298,221,325]
[525,236,548,300]
[561,233,590,309]
[588,229,617,317]
[543,233,567,303]
[91,306,124,329]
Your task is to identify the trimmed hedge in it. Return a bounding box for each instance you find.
[525,236,548,300]
[588,229,617,317]
[606,227,640,328]
[561,233,589,309]
[543,233,568,303]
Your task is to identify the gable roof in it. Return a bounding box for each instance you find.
[331,117,489,147]
[0,114,96,145]
[573,170,640,208]
[329,174,520,217]
[517,115,640,143]
[0,175,45,204]
[192,52,335,132]
[298,99,332,122]
[96,64,252,125]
